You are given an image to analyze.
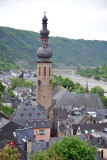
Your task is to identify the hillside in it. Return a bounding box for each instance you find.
[0,26,107,71]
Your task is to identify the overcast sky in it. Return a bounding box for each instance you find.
[0,0,107,40]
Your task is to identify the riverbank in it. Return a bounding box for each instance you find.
[52,69,107,97]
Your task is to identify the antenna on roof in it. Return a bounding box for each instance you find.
[86,82,89,93]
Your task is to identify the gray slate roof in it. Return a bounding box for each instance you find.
[12,103,50,128]
[2,91,12,103]
[16,128,35,145]
[15,87,31,93]
[31,141,48,153]
[79,123,107,134]
[52,86,104,109]
[12,98,21,109]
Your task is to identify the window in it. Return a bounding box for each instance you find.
[44,40,46,44]
[44,67,46,76]
[49,67,51,76]
[87,112,97,117]
[84,130,88,134]
[39,67,41,76]
[26,121,29,125]
[38,130,46,135]
[104,128,107,131]
[98,139,101,144]
[33,121,36,126]
[91,129,95,133]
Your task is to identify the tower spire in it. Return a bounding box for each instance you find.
[36,13,53,117]
[86,82,89,93]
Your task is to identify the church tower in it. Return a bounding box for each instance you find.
[36,12,53,117]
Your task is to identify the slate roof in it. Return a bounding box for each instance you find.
[52,86,104,109]
[16,128,35,145]
[0,121,23,148]
[15,87,31,93]
[53,108,70,120]
[36,104,46,114]
[48,137,62,147]
[79,123,107,134]
[12,98,21,109]
[31,141,48,153]
[2,91,12,103]
[81,108,107,121]
[0,117,9,129]
[12,103,50,128]
[62,115,90,126]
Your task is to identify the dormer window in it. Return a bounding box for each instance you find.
[91,129,95,133]
[98,139,101,144]
[87,112,97,117]
[104,128,107,132]
[84,130,88,134]
[41,120,44,125]
[29,113,32,117]
[33,121,36,126]
[20,113,24,117]
[26,121,29,125]
[37,112,40,116]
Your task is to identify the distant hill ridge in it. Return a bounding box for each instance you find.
[0,26,107,71]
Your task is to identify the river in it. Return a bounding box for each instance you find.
[52,69,107,97]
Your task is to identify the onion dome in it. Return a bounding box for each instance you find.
[40,12,49,37]
[42,12,48,23]
[37,47,53,59]
[40,28,49,37]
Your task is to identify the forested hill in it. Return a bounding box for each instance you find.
[0,26,107,71]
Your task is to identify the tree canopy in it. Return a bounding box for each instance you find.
[0,145,21,160]
[0,82,5,92]
[90,85,104,97]
[52,74,85,93]
[0,26,107,71]
[77,65,107,81]
[11,77,34,90]
[29,136,97,160]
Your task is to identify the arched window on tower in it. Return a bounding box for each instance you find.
[39,67,41,76]
[49,67,51,76]
[44,67,46,76]
[44,40,46,44]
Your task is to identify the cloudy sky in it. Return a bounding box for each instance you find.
[0,0,107,40]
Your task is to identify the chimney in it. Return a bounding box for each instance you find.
[87,133,90,139]
[27,139,32,153]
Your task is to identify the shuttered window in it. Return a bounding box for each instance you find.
[38,130,46,135]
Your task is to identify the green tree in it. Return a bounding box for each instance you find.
[11,77,22,89]
[0,145,21,160]
[0,106,14,115]
[8,91,15,98]
[0,82,5,92]
[23,80,34,90]
[90,85,104,97]
[100,96,107,108]
[62,78,74,90]
[74,86,85,93]
[29,136,96,160]
[52,79,57,89]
